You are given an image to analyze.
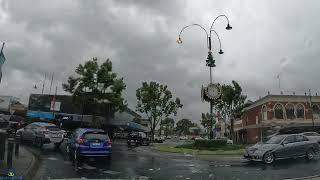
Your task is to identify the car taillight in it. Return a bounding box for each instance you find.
[106,139,112,145]
[78,137,84,144]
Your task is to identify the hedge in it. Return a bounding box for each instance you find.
[194,139,227,148]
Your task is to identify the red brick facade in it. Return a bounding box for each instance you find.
[234,95,320,144]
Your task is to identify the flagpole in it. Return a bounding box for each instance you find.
[49,72,54,95]
[41,73,46,95]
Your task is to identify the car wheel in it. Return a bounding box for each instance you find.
[263,151,275,164]
[306,149,315,160]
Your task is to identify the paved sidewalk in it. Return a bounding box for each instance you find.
[0,139,36,178]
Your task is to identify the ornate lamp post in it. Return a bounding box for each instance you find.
[177,15,232,138]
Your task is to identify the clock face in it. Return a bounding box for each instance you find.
[206,84,221,100]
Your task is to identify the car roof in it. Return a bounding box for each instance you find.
[77,128,105,133]
[31,122,56,127]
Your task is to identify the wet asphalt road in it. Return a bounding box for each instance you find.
[24,140,320,180]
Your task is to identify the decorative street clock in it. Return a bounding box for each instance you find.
[205,83,222,100]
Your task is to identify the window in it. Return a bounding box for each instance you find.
[285,104,295,120]
[313,105,320,114]
[296,104,305,119]
[262,106,267,120]
[304,132,320,136]
[295,135,304,142]
[283,135,295,144]
[274,104,284,119]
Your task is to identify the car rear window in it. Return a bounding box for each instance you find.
[84,133,109,140]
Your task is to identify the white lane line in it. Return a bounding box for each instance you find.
[284,174,320,180]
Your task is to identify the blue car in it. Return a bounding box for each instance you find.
[66,128,112,163]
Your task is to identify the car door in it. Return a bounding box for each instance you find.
[22,124,33,141]
[28,124,39,141]
[275,135,296,159]
[294,135,309,156]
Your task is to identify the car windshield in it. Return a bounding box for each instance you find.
[84,133,109,140]
[265,135,286,144]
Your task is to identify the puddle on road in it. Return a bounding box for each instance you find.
[103,170,121,175]
[47,157,58,161]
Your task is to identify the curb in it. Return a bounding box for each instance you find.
[22,147,40,180]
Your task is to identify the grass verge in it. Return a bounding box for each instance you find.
[152,144,244,156]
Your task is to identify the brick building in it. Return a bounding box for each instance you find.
[234,94,320,144]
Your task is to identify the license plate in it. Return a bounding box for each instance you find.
[90,143,101,147]
[51,135,60,138]
[131,140,135,142]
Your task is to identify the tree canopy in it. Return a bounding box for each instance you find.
[63,58,126,126]
[175,119,196,135]
[136,81,182,137]
[160,117,175,136]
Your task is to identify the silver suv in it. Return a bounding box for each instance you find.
[18,122,64,148]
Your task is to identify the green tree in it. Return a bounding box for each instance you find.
[200,113,212,135]
[136,81,182,138]
[175,119,194,135]
[160,117,175,137]
[215,80,247,139]
[63,57,127,127]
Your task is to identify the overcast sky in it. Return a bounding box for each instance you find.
[0,0,319,122]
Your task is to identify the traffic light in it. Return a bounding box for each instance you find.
[206,51,216,67]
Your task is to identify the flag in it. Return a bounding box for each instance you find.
[0,47,6,83]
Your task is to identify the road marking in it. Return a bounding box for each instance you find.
[284,175,320,180]
[103,170,121,175]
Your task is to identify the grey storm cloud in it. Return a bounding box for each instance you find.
[0,0,320,122]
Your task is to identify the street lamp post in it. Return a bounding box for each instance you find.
[177,15,232,139]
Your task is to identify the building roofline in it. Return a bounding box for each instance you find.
[243,94,320,111]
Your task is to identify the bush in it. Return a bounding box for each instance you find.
[194,139,227,148]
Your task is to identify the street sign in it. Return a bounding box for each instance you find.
[50,101,61,111]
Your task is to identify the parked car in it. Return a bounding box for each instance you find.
[66,128,112,165]
[154,135,164,143]
[216,137,233,145]
[18,122,65,148]
[244,134,320,164]
[0,116,9,132]
[179,136,188,140]
[127,132,150,146]
[300,132,320,143]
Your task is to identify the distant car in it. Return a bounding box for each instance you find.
[244,134,320,164]
[179,136,188,140]
[166,136,172,139]
[0,116,9,133]
[66,128,112,164]
[18,122,64,148]
[154,135,164,143]
[127,132,150,146]
[195,136,203,140]
[216,137,233,145]
[300,132,320,143]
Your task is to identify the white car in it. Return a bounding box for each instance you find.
[18,122,64,148]
[216,137,233,145]
[179,136,188,140]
